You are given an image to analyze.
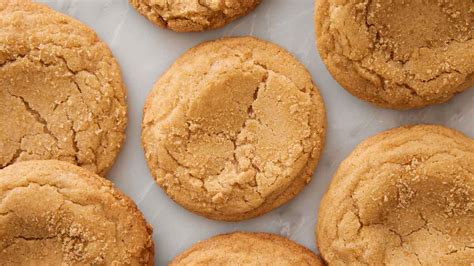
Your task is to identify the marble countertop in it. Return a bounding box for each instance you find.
[39,0,474,264]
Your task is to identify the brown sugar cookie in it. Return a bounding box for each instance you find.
[129,0,261,32]
[317,125,474,265]
[315,0,474,109]
[0,0,127,175]
[0,160,154,265]
[142,37,326,221]
[171,232,323,265]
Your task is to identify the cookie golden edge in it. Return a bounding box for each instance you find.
[0,0,128,176]
[128,0,262,32]
[0,160,154,264]
[141,36,326,221]
[170,232,324,265]
[314,0,474,109]
[315,124,473,264]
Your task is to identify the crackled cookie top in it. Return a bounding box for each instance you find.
[0,1,127,175]
[171,232,323,265]
[142,37,326,221]
[129,0,261,32]
[0,160,154,265]
[317,125,474,265]
[315,0,474,109]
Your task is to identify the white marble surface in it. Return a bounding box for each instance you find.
[37,0,474,264]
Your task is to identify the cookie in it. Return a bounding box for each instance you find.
[129,0,261,32]
[315,0,474,109]
[142,37,326,221]
[317,125,474,264]
[0,0,127,175]
[171,232,323,265]
[0,160,154,264]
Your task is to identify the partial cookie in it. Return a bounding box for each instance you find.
[0,160,154,264]
[142,37,326,221]
[171,232,323,265]
[317,125,474,264]
[315,0,474,109]
[0,1,127,175]
[129,0,261,32]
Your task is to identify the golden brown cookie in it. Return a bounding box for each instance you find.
[171,232,323,265]
[0,0,127,175]
[315,0,474,109]
[142,36,326,221]
[317,125,474,264]
[0,160,154,265]
[129,0,261,32]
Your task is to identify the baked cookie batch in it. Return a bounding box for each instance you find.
[0,0,472,265]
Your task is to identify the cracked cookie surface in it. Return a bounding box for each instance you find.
[142,37,326,221]
[0,0,127,175]
[317,125,474,265]
[315,0,474,109]
[0,160,154,265]
[129,0,261,32]
[171,232,323,265]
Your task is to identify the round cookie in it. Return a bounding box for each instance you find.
[0,160,154,265]
[142,37,326,221]
[317,125,474,264]
[0,1,127,175]
[129,0,261,32]
[171,232,323,265]
[315,0,474,109]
